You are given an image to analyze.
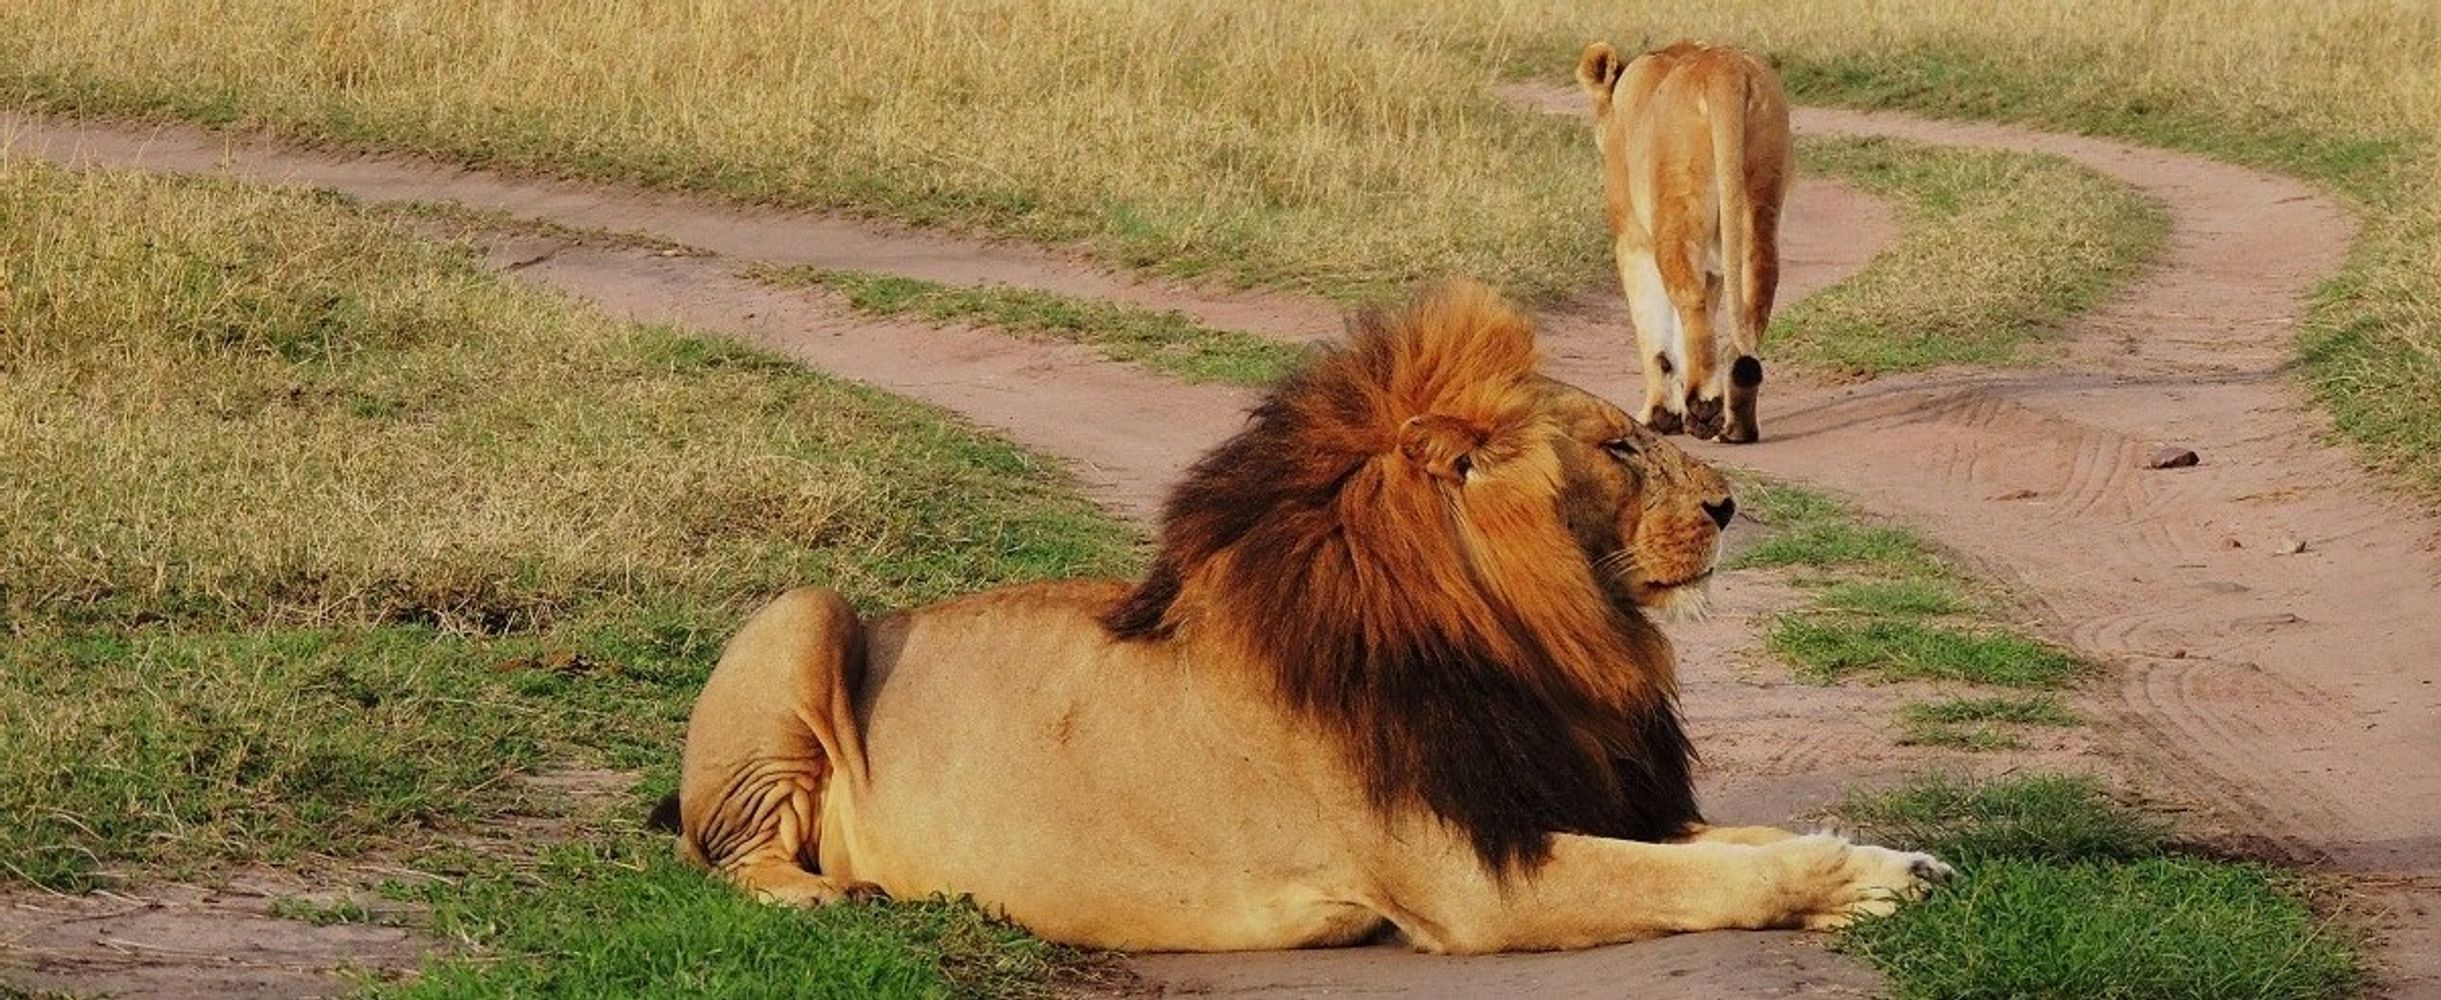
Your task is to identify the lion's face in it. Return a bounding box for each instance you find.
[1538,378,1735,620]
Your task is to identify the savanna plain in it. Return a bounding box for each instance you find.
[3,1,2436,997]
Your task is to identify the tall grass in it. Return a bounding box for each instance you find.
[5,2,2432,491]
[0,1,1609,301]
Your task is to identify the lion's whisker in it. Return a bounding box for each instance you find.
[1597,549,1640,579]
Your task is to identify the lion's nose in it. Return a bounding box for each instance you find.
[1702,497,1735,529]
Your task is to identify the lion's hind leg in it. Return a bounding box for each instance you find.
[675,587,883,906]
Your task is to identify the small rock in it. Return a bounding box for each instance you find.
[2220,537,2244,550]
[2170,648,2188,659]
[2146,445,2201,469]
[1988,488,2040,501]
[2274,534,2308,555]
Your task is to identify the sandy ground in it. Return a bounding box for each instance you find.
[5,86,2431,997]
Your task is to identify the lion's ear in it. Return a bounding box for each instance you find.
[1575,42,1624,100]
[1400,413,1487,483]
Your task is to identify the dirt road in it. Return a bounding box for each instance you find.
[7,86,2432,996]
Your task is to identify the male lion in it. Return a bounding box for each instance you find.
[1577,40,1793,443]
[664,282,1945,952]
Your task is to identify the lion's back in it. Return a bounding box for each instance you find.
[836,580,1377,949]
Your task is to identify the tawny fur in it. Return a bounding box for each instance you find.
[669,282,1946,952]
[1577,40,1792,443]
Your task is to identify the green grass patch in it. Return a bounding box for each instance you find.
[1781,137,2169,376]
[1837,775,2359,999]
[1897,695,2077,751]
[1770,617,2085,688]
[0,159,1136,993]
[377,839,1078,999]
[1727,480,1942,575]
[752,266,1306,386]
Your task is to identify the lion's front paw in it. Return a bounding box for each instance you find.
[1777,834,1951,931]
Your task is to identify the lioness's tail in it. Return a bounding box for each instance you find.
[1707,65,1763,366]
[1708,53,1790,443]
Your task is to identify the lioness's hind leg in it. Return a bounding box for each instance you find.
[676,587,876,906]
[1721,355,1763,444]
[1620,247,1683,433]
[1657,242,1723,440]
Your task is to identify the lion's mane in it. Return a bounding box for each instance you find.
[1105,283,1699,874]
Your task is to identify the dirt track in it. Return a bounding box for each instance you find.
[6,87,2436,997]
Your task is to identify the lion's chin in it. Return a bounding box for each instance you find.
[1640,573,1715,623]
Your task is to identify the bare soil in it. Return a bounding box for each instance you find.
[0,871,425,999]
[7,91,2429,997]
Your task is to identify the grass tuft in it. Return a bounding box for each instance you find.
[1898,695,2076,750]
[752,266,1307,385]
[1817,579,1970,617]
[1904,694,2078,727]
[1728,481,1940,574]
[1771,617,2086,688]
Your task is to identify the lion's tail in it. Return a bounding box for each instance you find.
[647,791,682,833]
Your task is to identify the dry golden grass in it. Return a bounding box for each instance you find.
[0,160,1135,635]
[4,2,2435,492]
[0,1,1611,301]
[1779,137,2165,375]
[0,2,2429,291]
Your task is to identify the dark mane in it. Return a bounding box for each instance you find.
[1103,282,1698,874]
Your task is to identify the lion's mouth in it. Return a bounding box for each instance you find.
[1638,570,1715,623]
[1646,569,1713,590]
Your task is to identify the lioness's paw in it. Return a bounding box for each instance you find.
[1683,396,1725,440]
[1777,834,1950,931]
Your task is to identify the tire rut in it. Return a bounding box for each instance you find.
[0,112,1339,342]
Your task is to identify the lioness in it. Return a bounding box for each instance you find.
[664,283,1945,952]
[1577,40,1793,443]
